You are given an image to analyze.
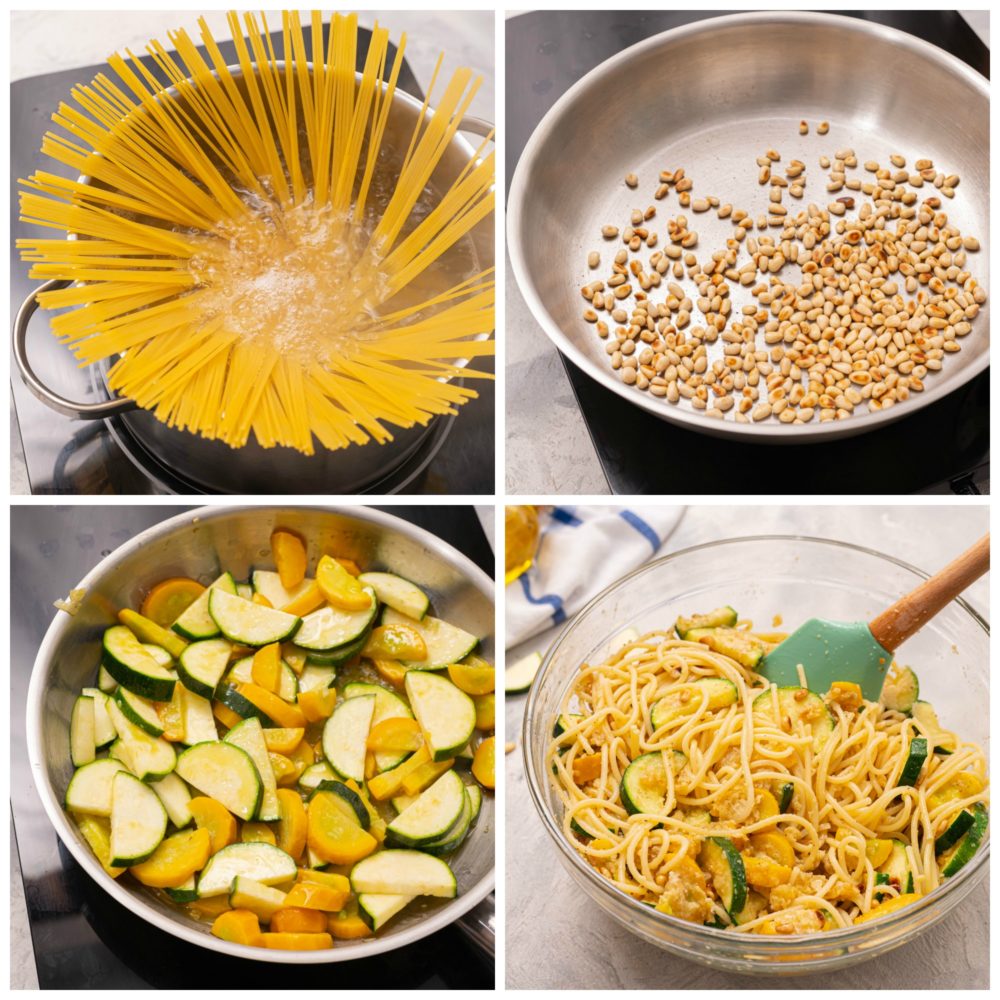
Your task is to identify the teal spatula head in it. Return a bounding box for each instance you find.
[759,618,892,701]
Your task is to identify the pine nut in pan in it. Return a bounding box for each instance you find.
[509,12,989,443]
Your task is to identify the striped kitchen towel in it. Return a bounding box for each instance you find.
[506,505,685,647]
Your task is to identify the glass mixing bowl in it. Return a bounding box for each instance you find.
[522,536,989,975]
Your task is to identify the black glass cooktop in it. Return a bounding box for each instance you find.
[507,10,989,495]
[10,505,493,988]
[10,23,493,495]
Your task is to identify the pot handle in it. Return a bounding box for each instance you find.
[459,116,496,143]
[12,279,137,419]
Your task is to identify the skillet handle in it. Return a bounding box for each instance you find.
[12,280,137,419]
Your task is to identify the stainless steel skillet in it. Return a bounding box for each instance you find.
[507,11,989,443]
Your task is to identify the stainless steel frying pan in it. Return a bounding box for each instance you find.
[508,11,989,443]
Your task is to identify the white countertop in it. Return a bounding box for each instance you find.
[506,504,989,988]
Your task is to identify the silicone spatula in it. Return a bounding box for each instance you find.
[759,534,989,700]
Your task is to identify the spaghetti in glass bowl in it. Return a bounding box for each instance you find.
[522,536,989,974]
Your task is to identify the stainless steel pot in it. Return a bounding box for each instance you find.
[26,505,495,964]
[15,67,494,492]
[508,11,989,443]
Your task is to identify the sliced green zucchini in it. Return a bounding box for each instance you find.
[308,780,370,829]
[81,688,117,747]
[939,802,988,877]
[175,741,262,821]
[620,751,687,816]
[305,845,330,870]
[651,678,738,731]
[215,684,279,728]
[935,809,975,854]
[235,583,254,602]
[751,686,836,752]
[350,850,457,898]
[880,841,914,893]
[699,837,747,917]
[65,758,128,816]
[343,681,414,772]
[141,644,174,668]
[178,686,218,745]
[178,638,232,700]
[505,651,542,694]
[898,737,928,787]
[293,594,377,652]
[229,875,287,920]
[881,666,920,714]
[466,784,483,824]
[165,876,200,903]
[392,793,420,814]
[250,569,314,610]
[733,889,768,926]
[298,664,337,694]
[321,695,376,783]
[97,665,118,694]
[227,656,298,702]
[911,701,957,754]
[224,717,280,822]
[405,671,476,761]
[694,628,764,669]
[298,762,336,791]
[149,771,193,829]
[553,713,582,738]
[102,625,176,701]
[109,771,167,866]
[107,698,176,781]
[172,572,237,641]
[422,787,474,856]
[197,842,296,897]
[70,695,97,767]
[208,589,300,647]
[382,608,478,669]
[300,630,370,667]
[675,606,738,639]
[358,571,429,620]
[114,687,164,738]
[387,769,466,848]
[358,892,414,931]
[774,780,794,813]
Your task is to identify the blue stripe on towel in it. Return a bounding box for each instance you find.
[618,509,660,553]
[551,506,582,527]
[520,574,566,626]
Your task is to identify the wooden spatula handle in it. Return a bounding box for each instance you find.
[869,534,990,652]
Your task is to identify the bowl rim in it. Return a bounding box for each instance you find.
[506,9,990,444]
[26,503,495,964]
[522,533,989,956]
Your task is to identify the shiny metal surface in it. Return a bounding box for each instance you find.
[508,11,989,443]
[14,69,494,493]
[26,505,495,964]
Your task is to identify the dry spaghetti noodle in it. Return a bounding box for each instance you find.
[18,11,494,454]
[548,616,988,934]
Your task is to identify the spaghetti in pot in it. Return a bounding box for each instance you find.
[547,617,988,934]
[17,11,494,455]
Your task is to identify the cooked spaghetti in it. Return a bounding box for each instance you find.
[18,11,494,454]
[548,611,988,934]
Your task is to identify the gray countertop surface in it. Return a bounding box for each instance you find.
[505,505,989,988]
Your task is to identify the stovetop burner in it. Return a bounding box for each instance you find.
[506,10,989,495]
[11,23,493,495]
